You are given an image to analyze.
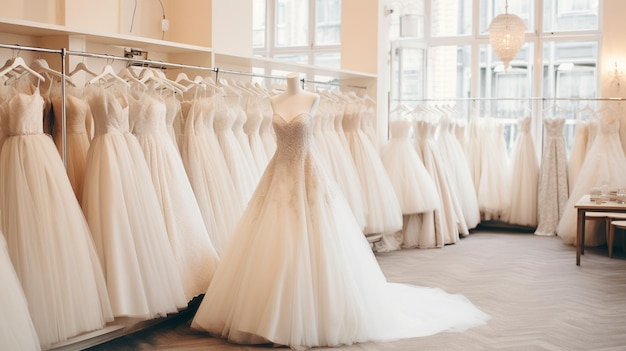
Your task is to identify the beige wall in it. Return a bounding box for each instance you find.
[341,0,379,74]
[168,0,212,47]
[601,0,626,99]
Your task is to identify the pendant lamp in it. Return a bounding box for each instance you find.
[487,1,526,70]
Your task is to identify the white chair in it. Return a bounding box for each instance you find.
[585,212,626,257]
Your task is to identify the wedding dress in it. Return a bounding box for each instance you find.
[243,96,270,175]
[191,111,489,349]
[382,119,440,248]
[508,116,539,227]
[179,97,244,256]
[0,233,41,350]
[0,87,112,348]
[477,119,511,221]
[557,111,626,246]
[342,103,402,234]
[51,91,91,202]
[535,117,569,236]
[82,86,187,318]
[130,92,220,300]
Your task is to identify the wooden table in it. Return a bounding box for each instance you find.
[575,195,626,265]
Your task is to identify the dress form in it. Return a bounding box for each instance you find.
[270,73,320,121]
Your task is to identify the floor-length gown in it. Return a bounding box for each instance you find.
[342,103,402,235]
[477,119,511,221]
[214,96,258,205]
[414,119,465,245]
[191,111,489,349]
[244,96,270,175]
[437,115,481,230]
[179,97,244,256]
[382,119,440,249]
[568,119,589,189]
[164,94,182,151]
[82,87,187,318]
[130,92,220,300]
[0,233,41,350]
[508,116,539,227]
[535,117,569,236]
[51,92,91,202]
[557,112,626,246]
[0,88,112,348]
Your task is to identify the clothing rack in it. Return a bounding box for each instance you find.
[394,97,624,102]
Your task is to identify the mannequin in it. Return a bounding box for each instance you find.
[270,72,319,122]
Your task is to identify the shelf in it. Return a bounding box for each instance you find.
[0,17,212,55]
[214,52,377,81]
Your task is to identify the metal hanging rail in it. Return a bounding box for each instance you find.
[393,97,624,102]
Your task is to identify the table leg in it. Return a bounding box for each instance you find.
[577,208,584,265]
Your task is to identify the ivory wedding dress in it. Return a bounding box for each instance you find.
[191,111,489,349]
[508,116,539,227]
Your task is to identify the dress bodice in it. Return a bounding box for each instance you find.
[273,113,313,164]
[389,119,411,139]
[88,88,130,135]
[519,116,531,134]
[164,96,181,129]
[598,113,620,136]
[131,96,168,135]
[543,118,565,139]
[342,111,361,132]
[1,90,45,136]
[214,102,235,133]
[244,104,263,135]
[231,105,247,133]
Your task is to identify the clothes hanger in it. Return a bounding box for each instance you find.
[68,61,98,77]
[88,64,130,87]
[0,56,46,82]
[118,67,147,88]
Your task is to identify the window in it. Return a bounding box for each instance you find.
[390,0,601,153]
[253,0,342,68]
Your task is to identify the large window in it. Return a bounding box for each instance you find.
[253,0,341,69]
[390,0,601,153]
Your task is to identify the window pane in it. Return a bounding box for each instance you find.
[391,47,425,108]
[275,0,309,47]
[427,45,471,99]
[479,0,533,34]
[315,0,341,45]
[543,0,599,32]
[431,0,472,37]
[314,52,340,68]
[252,0,266,48]
[273,54,309,64]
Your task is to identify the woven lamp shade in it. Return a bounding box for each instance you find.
[487,13,526,69]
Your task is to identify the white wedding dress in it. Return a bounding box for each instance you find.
[508,116,539,227]
[191,111,489,349]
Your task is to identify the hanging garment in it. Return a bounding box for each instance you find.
[179,97,244,256]
[381,119,440,249]
[243,96,270,175]
[231,98,261,184]
[129,92,220,301]
[0,87,112,348]
[259,100,277,160]
[557,112,626,246]
[342,103,402,235]
[214,96,258,205]
[191,110,489,349]
[437,116,481,229]
[477,119,511,222]
[414,119,465,245]
[82,86,187,318]
[508,116,539,227]
[0,233,41,351]
[51,91,92,203]
[164,94,182,151]
[535,117,569,236]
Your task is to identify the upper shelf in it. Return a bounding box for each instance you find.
[0,17,212,54]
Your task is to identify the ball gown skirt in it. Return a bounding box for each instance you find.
[179,98,244,256]
[0,234,41,350]
[0,89,112,348]
[508,116,539,227]
[82,87,187,318]
[130,93,220,300]
[557,113,626,246]
[191,113,489,349]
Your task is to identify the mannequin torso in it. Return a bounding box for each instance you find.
[270,73,320,123]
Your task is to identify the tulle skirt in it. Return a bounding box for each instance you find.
[0,133,112,348]
[0,234,40,351]
[134,130,220,300]
[191,146,489,348]
[508,132,539,227]
[82,131,187,318]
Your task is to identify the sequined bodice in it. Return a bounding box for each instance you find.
[543,118,565,139]
[273,113,312,164]
[88,89,129,135]
[389,119,411,139]
[0,91,44,136]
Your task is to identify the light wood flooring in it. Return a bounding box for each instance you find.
[84,230,626,351]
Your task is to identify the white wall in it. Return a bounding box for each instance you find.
[211,0,253,56]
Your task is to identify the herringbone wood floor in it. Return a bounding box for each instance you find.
[86,230,626,351]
